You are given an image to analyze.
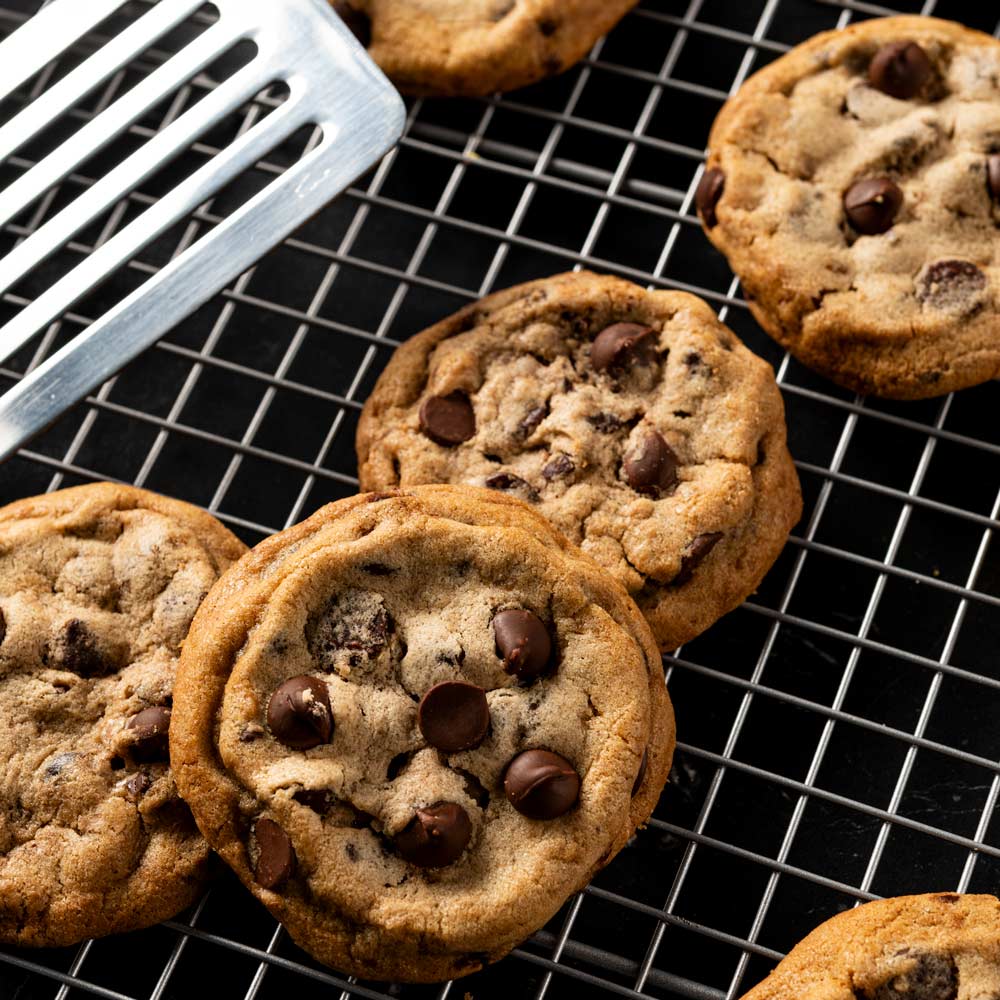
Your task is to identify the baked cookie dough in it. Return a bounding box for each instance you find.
[356,271,801,651]
[170,486,674,982]
[740,893,1000,999]
[330,0,638,96]
[0,483,246,946]
[700,16,1000,399]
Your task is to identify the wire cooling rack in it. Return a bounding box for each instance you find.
[1,0,999,998]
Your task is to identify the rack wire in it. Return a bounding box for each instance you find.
[1,0,999,997]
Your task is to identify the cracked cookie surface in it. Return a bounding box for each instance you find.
[701,16,1000,399]
[0,483,246,946]
[329,0,638,96]
[739,893,1000,1000]
[356,271,801,652]
[170,486,674,982]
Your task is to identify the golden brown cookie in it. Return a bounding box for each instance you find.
[330,0,638,96]
[170,486,674,982]
[740,893,1000,999]
[0,483,246,947]
[356,271,801,652]
[700,16,1000,399]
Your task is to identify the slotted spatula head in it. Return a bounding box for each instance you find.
[0,0,404,462]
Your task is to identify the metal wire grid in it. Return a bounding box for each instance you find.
[1,0,999,997]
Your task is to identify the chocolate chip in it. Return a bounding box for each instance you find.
[631,750,648,797]
[493,609,552,681]
[331,2,371,47]
[590,323,658,373]
[518,404,548,438]
[674,532,723,586]
[307,593,392,663]
[418,682,490,753]
[267,676,333,750]
[844,177,903,235]
[504,749,580,819]
[48,619,111,677]
[44,752,77,779]
[917,259,987,312]
[696,168,725,228]
[253,817,295,889]
[484,472,540,503]
[623,431,679,498]
[419,392,476,446]
[395,802,471,868]
[587,412,629,434]
[126,706,171,762]
[988,155,1000,201]
[293,788,334,814]
[861,953,957,1000]
[869,41,931,100]
[124,772,151,801]
[542,454,575,480]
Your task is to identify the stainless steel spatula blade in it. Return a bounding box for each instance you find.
[0,0,404,463]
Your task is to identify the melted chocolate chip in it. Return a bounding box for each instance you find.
[484,472,540,503]
[126,707,171,762]
[988,155,1000,201]
[631,750,648,797]
[844,177,903,235]
[307,593,393,663]
[48,619,112,677]
[419,392,476,446]
[418,682,490,753]
[504,749,580,819]
[267,676,333,750]
[518,405,548,438]
[254,818,295,889]
[331,2,371,46]
[917,259,987,312]
[395,802,471,868]
[623,431,679,497]
[696,168,725,228]
[860,953,958,1000]
[869,41,931,100]
[674,532,723,586]
[590,323,658,373]
[124,772,151,801]
[542,454,575,480]
[493,609,552,681]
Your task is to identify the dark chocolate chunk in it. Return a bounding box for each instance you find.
[124,772,151,801]
[126,706,171,762]
[48,619,112,677]
[869,41,931,100]
[418,682,490,753]
[484,472,540,503]
[590,323,658,373]
[673,532,723,586]
[253,818,295,889]
[293,788,335,814]
[493,609,552,681]
[307,592,393,664]
[542,454,575,480]
[395,802,471,868]
[917,259,987,312]
[844,177,903,235]
[696,168,725,228]
[518,404,548,438]
[988,155,1000,201]
[631,749,648,797]
[267,676,333,751]
[504,749,580,819]
[623,431,679,497]
[331,2,371,47]
[419,392,476,446]
[861,953,958,1000]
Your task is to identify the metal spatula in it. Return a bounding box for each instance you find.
[0,0,404,462]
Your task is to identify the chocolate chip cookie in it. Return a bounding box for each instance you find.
[700,16,1000,399]
[740,893,1000,1000]
[330,0,638,96]
[170,485,674,982]
[0,483,246,947]
[356,271,801,652]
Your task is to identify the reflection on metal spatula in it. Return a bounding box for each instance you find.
[0,0,404,463]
